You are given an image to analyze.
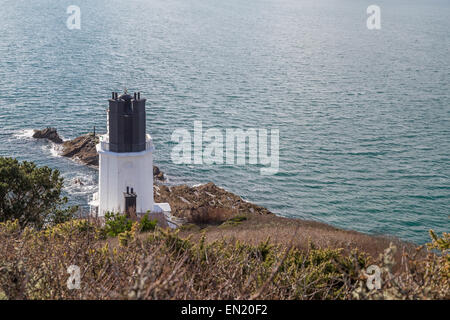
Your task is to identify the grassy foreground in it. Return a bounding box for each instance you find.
[0,216,448,300]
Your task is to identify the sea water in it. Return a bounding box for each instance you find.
[0,0,449,244]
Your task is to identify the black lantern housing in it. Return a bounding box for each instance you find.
[108,91,146,152]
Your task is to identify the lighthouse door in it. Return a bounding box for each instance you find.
[121,160,137,215]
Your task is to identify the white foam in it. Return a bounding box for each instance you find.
[14,129,65,159]
[192,183,207,187]
[13,129,35,139]
[41,142,63,158]
[63,173,97,196]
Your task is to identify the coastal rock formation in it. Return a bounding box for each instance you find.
[154,182,272,222]
[34,129,268,222]
[61,133,99,167]
[60,133,165,181]
[153,166,165,181]
[32,127,63,144]
[32,128,165,181]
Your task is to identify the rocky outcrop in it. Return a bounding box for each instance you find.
[61,133,99,167]
[153,166,165,181]
[33,128,166,180]
[32,127,63,144]
[60,134,165,181]
[154,182,272,222]
[33,129,271,224]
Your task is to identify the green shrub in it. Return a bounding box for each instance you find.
[118,230,134,247]
[0,157,76,229]
[103,212,158,237]
[229,214,247,223]
[104,212,133,237]
[180,223,200,231]
[220,214,248,227]
[139,213,157,232]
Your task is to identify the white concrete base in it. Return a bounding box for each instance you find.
[97,135,154,216]
[152,202,171,213]
[153,202,177,229]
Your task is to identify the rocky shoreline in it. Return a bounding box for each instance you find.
[154,182,272,222]
[31,128,417,258]
[33,128,165,181]
[32,128,270,221]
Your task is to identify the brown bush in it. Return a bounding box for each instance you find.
[0,219,367,299]
[187,207,235,225]
[0,219,447,300]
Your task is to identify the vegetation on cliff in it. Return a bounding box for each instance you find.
[0,157,76,229]
[0,218,447,300]
[0,157,448,300]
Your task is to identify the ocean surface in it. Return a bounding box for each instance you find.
[0,0,449,244]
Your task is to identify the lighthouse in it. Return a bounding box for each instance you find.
[89,90,170,217]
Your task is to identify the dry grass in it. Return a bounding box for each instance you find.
[180,213,416,268]
[187,207,235,225]
[0,219,368,300]
[0,217,447,300]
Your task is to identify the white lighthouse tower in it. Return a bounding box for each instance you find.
[89,90,170,217]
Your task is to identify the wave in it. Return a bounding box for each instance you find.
[13,128,67,142]
[13,129,35,139]
[63,172,97,196]
[13,129,66,158]
[40,142,63,158]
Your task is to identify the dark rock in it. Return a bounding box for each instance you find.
[73,178,84,186]
[154,166,165,181]
[61,133,99,167]
[32,127,63,144]
[153,166,165,181]
[48,131,166,181]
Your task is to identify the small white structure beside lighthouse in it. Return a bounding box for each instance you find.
[89,90,170,217]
